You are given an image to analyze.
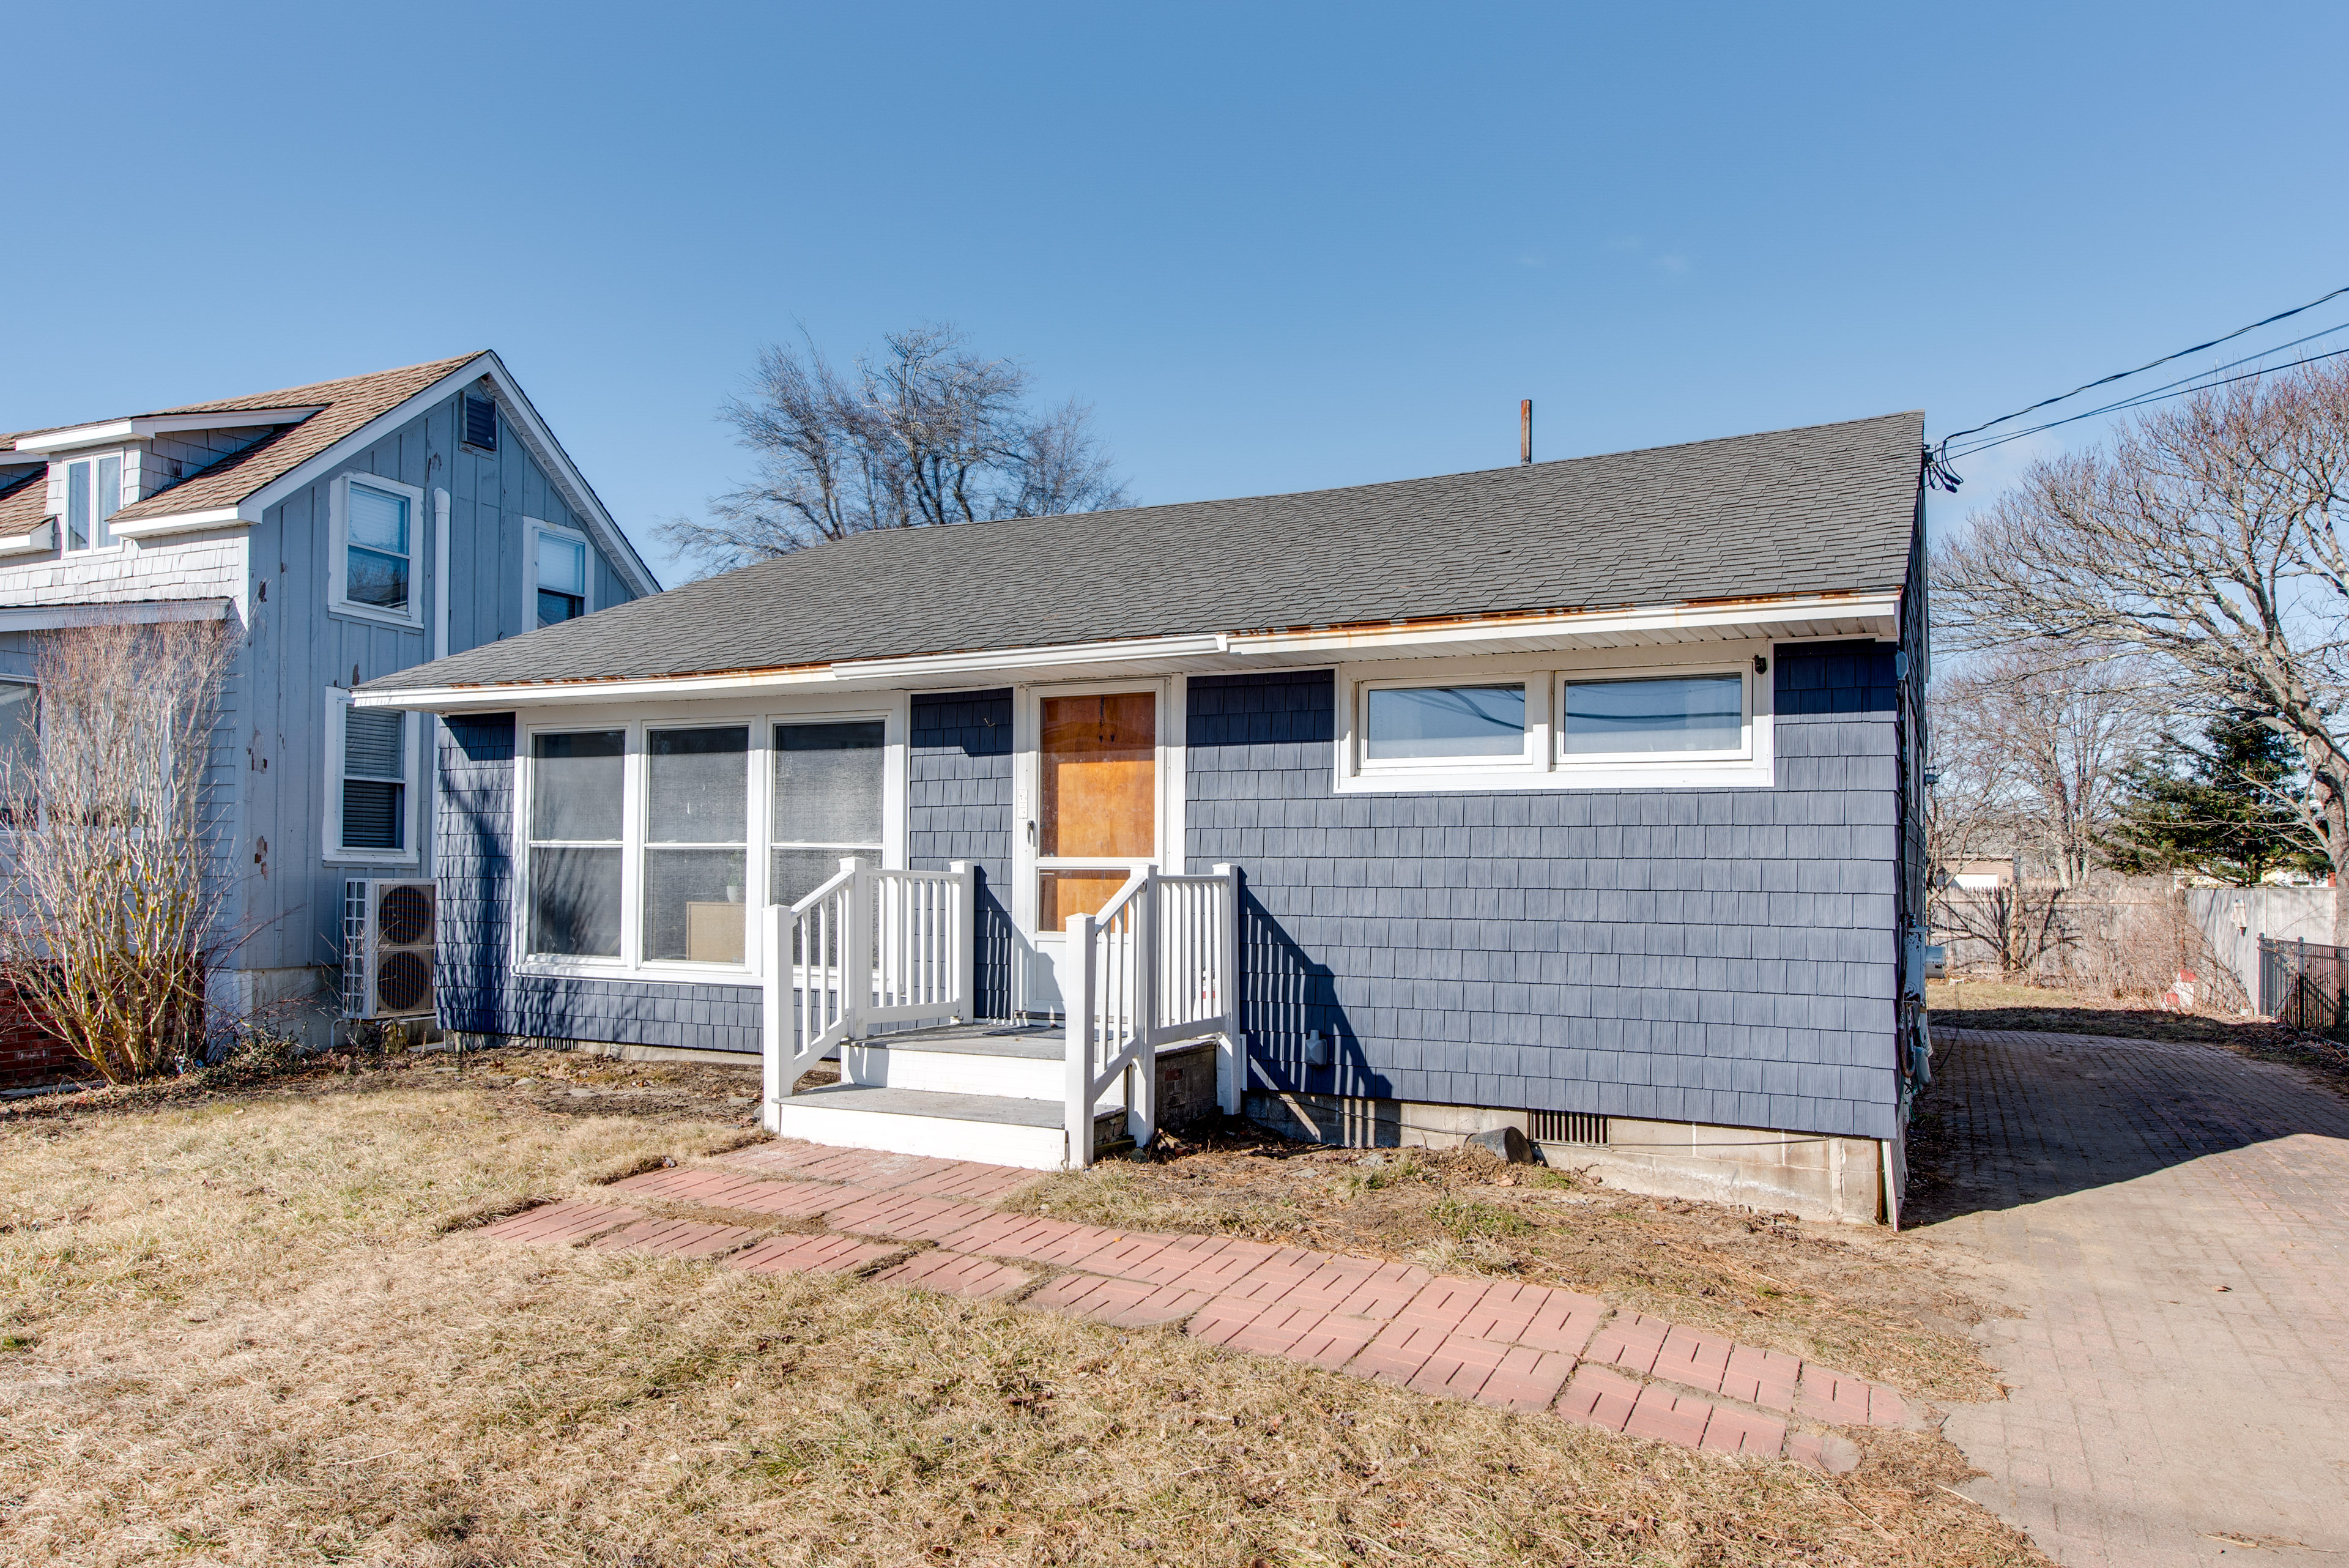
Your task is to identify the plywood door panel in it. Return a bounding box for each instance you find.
[1039,693,1156,858]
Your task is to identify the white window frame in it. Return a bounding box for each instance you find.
[328,471,426,627]
[524,517,594,630]
[511,691,909,984]
[1333,642,1775,793]
[324,690,421,865]
[0,677,37,831]
[56,453,128,555]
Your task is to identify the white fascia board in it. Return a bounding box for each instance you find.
[15,407,324,453]
[242,352,661,601]
[1222,592,1903,658]
[109,505,251,539]
[0,598,232,632]
[351,592,1900,714]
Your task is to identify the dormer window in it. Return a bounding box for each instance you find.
[62,455,121,551]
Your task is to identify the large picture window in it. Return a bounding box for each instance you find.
[528,730,625,957]
[771,720,885,908]
[644,726,749,964]
[1336,653,1769,793]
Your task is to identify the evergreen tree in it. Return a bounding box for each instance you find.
[2104,710,2326,882]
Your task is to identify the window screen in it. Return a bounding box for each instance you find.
[345,483,411,611]
[341,707,406,851]
[645,727,748,963]
[536,532,588,626]
[464,393,499,450]
[529,730,624,957]
[771,720,884,907]
[1363,684,1526,762]
[1560,674,1743,755]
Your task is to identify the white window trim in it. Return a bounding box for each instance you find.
[524,516,594,631]
[1333,643,1775,793]
[511,691,909,984]
[327,471,426,627]
[324,689,422,865]
[54,453,130,556]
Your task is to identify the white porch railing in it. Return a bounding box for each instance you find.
[761,858,975,1110]
[1063,863,1242,1168]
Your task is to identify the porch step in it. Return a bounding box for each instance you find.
[767,1082,1124,1170]
[848,1023,1069,1102]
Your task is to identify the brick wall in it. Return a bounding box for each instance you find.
[1185,647,1904,1142]
[0,979,86,1089]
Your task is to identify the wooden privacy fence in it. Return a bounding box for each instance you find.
[2258,935,2349,1031]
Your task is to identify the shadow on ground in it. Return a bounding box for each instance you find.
[1906,1026,2349,1225]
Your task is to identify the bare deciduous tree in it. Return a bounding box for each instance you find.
[0,622,234,1082]
[658,324,1134,576]
[1936,363,2349,941]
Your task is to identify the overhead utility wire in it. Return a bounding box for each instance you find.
[1947,343,2349,461]
[1925,283,2349,489]
[1943,317,2349,459]
[1937,283,2349,450]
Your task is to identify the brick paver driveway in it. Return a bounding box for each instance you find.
[1916,1027,2349,1566]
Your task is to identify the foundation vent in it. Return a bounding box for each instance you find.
[1529,1110,1608,1146]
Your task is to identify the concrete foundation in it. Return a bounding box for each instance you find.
[1245,1088,1888,1224]
[451,1033,760,1070]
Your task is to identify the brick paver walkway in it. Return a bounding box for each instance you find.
[1920,1028,2349,1566]
[471,1144,1911,1473]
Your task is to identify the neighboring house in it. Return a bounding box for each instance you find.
[359,412,1931,1222]
[0,354,656,1074]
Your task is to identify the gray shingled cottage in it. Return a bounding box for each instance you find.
[358,411,1931,1222]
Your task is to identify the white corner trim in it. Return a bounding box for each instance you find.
[13,407,325,454]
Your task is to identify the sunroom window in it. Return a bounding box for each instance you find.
[0,682,36,826]
[644,726,749,964]
[1560,674,1744,756]
[1362,683,1527,763]
[528,730,625,957]
[770,721,885,908]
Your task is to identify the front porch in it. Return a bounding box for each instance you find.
[761,858,1243,1169]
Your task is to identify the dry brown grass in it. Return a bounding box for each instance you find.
[1008,1137,2003,1405]
[0,1050,2049,1567]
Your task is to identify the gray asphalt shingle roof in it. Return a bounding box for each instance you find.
[366,409,1923,694]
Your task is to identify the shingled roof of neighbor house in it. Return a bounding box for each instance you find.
[364,409,1925,695]
[2,353,483,526]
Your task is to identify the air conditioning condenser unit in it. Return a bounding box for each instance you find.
[343,877,437,1020]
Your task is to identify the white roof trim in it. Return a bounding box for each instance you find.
[110,507,245,540]
[353,591,1902,713]
[0,598,232,632]
[235,353,659,599]
[12,407,324,453]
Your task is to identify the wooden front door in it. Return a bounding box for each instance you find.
[1017,683,1171,1013]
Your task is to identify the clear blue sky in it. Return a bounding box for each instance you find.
[6,2,2346,584]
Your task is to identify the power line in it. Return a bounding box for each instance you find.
[1936,283,2349,452]
[1944,320,2349,459]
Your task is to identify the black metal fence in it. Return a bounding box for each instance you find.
[2258,935,2349,1030]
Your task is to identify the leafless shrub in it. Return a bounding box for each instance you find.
[0,621,234,1082]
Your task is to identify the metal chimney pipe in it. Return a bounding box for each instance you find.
[1520,399,1533,465]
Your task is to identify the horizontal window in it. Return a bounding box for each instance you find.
[1363,683,1527,763]
[1560,674,1744,756]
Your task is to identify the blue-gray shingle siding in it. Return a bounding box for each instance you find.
[907,689,1018,1020]
[1186,647,1902,1141]
[436,713,761,1053]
